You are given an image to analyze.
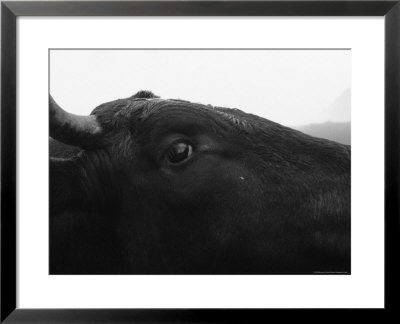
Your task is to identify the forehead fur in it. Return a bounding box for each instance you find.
[129,90,159,99]
[90,90,255,132]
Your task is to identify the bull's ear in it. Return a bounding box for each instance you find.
[50,138,81,158]
[50,157,83,215]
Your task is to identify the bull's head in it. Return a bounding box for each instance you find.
[49,91,351,274]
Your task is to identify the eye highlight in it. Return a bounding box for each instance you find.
[167,142,193,164]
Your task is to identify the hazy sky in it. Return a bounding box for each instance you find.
[50,49,351,126]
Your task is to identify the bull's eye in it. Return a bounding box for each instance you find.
[167,142,193,164]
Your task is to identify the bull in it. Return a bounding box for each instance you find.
[50,91,350,274]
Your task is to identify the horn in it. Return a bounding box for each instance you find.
[49,95,104,149]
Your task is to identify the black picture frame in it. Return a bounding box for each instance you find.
[1,0,399,322]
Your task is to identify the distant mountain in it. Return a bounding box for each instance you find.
[323,89,351,123]
[293,122,351,145]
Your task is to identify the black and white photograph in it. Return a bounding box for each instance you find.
[49,49,351,275]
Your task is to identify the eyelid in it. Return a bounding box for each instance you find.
[167,142,193,164]
[159,136,194,162]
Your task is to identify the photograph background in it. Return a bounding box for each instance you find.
[50,49,351,144]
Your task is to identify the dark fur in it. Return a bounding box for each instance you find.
[50,91,350,274]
